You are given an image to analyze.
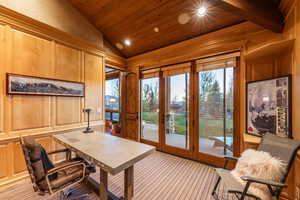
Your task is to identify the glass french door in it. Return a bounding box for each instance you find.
[139,55,239,166]
[163,73,190,152]
[140,77,160,143]
[194,56,238,166]
[198,67,234,157]
[140,65,192,155]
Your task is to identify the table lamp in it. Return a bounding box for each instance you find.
[83,108,94,133]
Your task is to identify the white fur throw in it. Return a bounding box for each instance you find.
[231,149,286,200]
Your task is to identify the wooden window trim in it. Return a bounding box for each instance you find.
[106,71,120,80]
[161,62,191,77]
[140,68,161,79]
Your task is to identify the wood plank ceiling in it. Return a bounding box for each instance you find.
[69,0,283,58]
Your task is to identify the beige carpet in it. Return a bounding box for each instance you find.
[0,151,223,200]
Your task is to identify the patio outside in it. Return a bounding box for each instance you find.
[141,69,234,157]
[141,118,233,157]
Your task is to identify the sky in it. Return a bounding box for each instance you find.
[106,79,119,96]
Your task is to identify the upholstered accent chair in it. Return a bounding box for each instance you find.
[212,133,300,200]
[20,135,94,199]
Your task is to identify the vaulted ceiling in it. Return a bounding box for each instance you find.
[69,0,284,58]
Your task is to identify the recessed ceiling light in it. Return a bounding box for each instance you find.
[178,13,191,25]
[154,27,159,33]
[116,43,124,50]
[197,7,206,17]
[124,39,131,46]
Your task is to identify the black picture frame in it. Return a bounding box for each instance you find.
[6,73,85,97]
[246,75,292,138]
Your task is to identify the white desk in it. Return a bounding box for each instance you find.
[53,130,155,200]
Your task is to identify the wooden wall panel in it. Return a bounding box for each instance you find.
[0,144,9,179]
[56,97,81,126]
[0,7,105,190]
[246,54,293,82]
[0,25,4,133]
[277,53,293,75]
[10,29,54,77]
[247,61,276,81]
[54,43,81,81]
[55,43,82,126]
[11,96,51,131]
[12,142,26,174]
[7,29,53,131]
[84,52,103,121]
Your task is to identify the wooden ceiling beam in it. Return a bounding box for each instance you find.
[210,0,284,33]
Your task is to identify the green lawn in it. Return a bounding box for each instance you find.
[142,111,233,137]
[142,112,159,124]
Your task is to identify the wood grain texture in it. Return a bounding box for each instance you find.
[9,29,53,77]
[0,6,105,189]
[280,0,297,17]
[55,43,82,126]
[55,43,81,81]
[290,0,300,143]
[0,25,4,133]
[0,143,9,179]
[11,96,51,131]
[124,5,298,199]
[56,97,81,126]
[127,22,263,69]
[69,0,243,57]
[84,52,104,121]
[210,0,284,33]
[124,72,139,140]
[12,142,26,175]
[105,51,127,71]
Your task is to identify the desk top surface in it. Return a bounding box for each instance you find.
[53,130,155,175]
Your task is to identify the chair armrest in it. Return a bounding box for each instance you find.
[47,149,69,155]
[241,176,287,188]
[45,161,86,194]
[47,160,82,174]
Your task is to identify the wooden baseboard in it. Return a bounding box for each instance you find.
[0,172,29,192]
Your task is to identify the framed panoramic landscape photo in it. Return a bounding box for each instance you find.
[7,73,85,97]
[246,75,291,138]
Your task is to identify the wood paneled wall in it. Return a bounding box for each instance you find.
[0,8,105,190]
[125,2,300,197]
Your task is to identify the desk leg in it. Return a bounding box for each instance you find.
[124,166,134,200]
[100,169,108,200]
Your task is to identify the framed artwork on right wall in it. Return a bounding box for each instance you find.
[246,75,292,138]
